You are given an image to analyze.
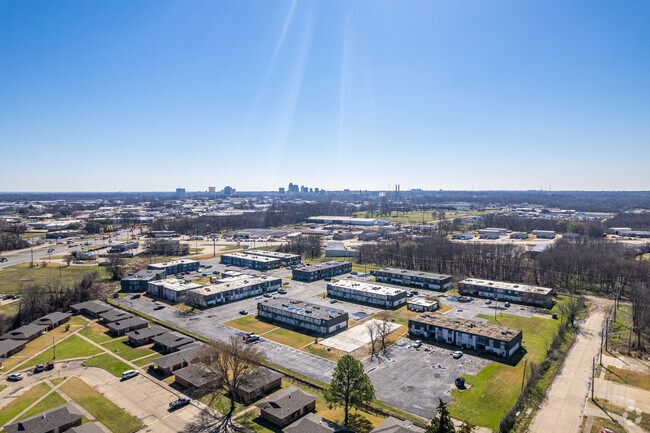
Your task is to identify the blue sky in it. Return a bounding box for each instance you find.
[1,0,649,192]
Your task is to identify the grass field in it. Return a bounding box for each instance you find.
[79,322,115,343]
[68,316,89,326]
[0,382,51,426]
[448,313,561,429]
[18,389,68,420]
[85,353,132,376]
[302,343,343,361]
[0,264,109,294]
[51,376,67,386]
[587,415,628,433]
[16,335,102,370]
[0,301,20,317]
[101,338,155,361]
[132,353,161,367]
[264,327,315,348]
[592,398,649,432]
[60,377,142,433]
[224,315,277,335]
[604,366,650,391]
[353,210,441,224]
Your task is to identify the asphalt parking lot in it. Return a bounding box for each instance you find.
[365,339,491,419]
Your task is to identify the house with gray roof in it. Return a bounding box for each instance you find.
[0,323,45,341]
[257,386,317,427]
[152,343,202,374]
[106,317,149,336]
[31,312,72,330]
[233,366,283,404]
[370,417,425,433]
[99,309,134,323]
[70,300,112,318]
[126,325,168,346]
[4,403,83,433]
[283,412,347,433]
[0,339,27,364]
[67,423,105,433]
[174,363,222,389]
[153,331,195,353]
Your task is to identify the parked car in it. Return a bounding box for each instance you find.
[113,293,120,298]
[122,370,139,380]
[185,271,191,275]
[413,340,422,348]
[277,289,287,294]
[34,363,46,373]
[330,299,338,304]
[552,314,558,320]
[0,257,7,262]
[245,334,259,342]
[46,362,54,370]
[154,305,165,310]
[350,271,358,275]
[131,294,141,299]
[7,373,23,381]
[239,310,248,315]
[452,351,463,359]
[263,294,272,298]
[169,396,191,409]
[504,302,511,307]
[485,300,492,305]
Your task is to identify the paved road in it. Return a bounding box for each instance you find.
[528,298,612,433]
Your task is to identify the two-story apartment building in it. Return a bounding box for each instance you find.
[374,268,453,290]
[257,299,348,335]
[148,259,200,276]
[326,280,407,308]
[291,261,352,282]
[243,250,301,266]
[189,276,282,307]
[220,252,282,271]
[458,278,554,308]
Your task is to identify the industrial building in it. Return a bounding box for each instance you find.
[147,279,202,302]
[458,278,554,308]
[327,280,407,308]
[374,268,452,290]
[292,261,352,282]
[148,259,200,276]
[408,313,523,358]
[325,242,357,257]
[189,276,282,307]
[452,233,474,240]
[109,241,139,253]
[220,252,281,271]
[532,230,556,239]
[243,249,301,266]
[509,232,529,240]
[121,269,165,292]
[307,216,389,226]
[257,298,349,335]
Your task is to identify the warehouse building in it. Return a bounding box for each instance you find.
[292,261,352,282]
[189,276,282,307]
[408,313,523,358]
[452,233,474,240]
[121,269,165,292]
[375,268,453,290]
[327,280,407,308]
[147,279,202,302]
[325,242,357,257]
[458,278,554,308]
[257,299,349,335]
[532,230,556,239]
[148,259,200,276]
[243,250,301,266]
[220,252,281,271]
[509,232,529,240]
[307,216,389,226]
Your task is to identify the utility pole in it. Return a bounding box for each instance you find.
[213,237,216,257]
[521,358,528,391]
[52,335,56,359]
[591,356,596,400]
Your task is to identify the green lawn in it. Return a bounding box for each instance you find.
[0,382,52,426]
[604,366,650,391]
[592,398,649,432]
[0,264,108,295]
[448,313,561,429]
[60,377,142,433]
[101,339,155,361]
[224,315,277,335]
[132,353,161,367]
[85,353,132,377]
[68,316,89,326]
[16,335,102,370]
[79,322,114,343]
[264,327,315,349]
[0,301,20,318]
[18,390,68,420]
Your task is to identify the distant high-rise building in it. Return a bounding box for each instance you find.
[176,188,186,198]
[223,186,234,196]
[288,183,299,193]
[300,186,308,193]
[314,188,319,193]
[208,186,216,195]
[279,187,285,194]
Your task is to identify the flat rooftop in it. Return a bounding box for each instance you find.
[259,298,348,321]
[412,313,521,342]
[148,279,202,292]
[295,261,350,273]
[244,250,300,259]
[329,280,406,297]
[408,297,439,307]
[149,259,199,268]
[123,269,165,280]
[222,252,281,263]
[460,278,553,295]
[377,267,452,280]
[307,216,378,223]
[192,276,280,296]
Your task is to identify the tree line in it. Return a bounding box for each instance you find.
[465,214,605,237]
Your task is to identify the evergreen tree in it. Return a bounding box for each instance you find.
[323,355,375,426]
[426,399,456,433]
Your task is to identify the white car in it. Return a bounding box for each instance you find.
[413,340,422,348]
[121,370,139,380]
[7,373,23,381]
[453,351,463,359]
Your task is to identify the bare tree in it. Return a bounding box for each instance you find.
[106,253,127,280]
[367,321,380,359]
[376,313,396,353]
[558,297,582,327]
[630,282,649,350]
[64,254,74,267]
[187,336,266,432]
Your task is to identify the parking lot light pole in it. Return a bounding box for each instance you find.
[52,336,56,359]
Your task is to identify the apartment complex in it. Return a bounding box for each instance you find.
[326,280,407,308]
[257,298,348,335]
[148,259,200,276]
[291,261,352,282]
[458,278,554,308]
[147,279,202,302]
[220,252,281,271]
[374,268,453,290]
[121,269,165,291]
[243,249,301,266]
[408,313,523,358]
[189,276,282,307]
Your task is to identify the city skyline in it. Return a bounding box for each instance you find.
[1,0,649,192]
